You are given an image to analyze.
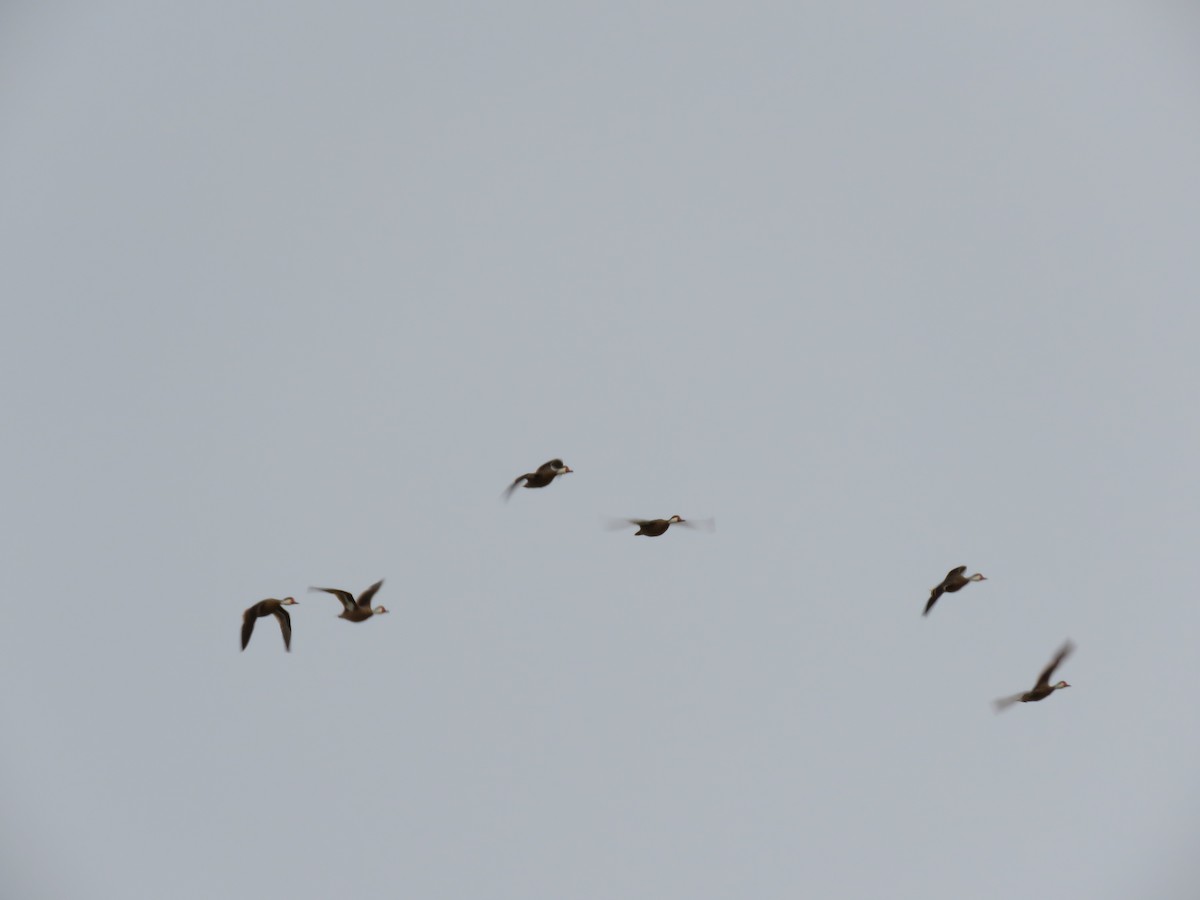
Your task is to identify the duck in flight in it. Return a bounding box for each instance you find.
[610,515,715,537]
[241,597,298,652]
[923,565,986,616]
[503,459,572,500]
[994,640,1074,710]
[309,579,389,623]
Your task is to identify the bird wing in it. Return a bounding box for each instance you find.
[356,579,385,609]
[923,585,944,616]
[502,474,530,500]
[993,693,1023,712]
[272,606,292,652]
[241,606,259,650]
[946,565,967,580]
[310,587,357,613]
[1034,640,1075,690]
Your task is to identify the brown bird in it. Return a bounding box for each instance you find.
[503,459,573,500]
[241,597,298,652]
[994,641,1075,710]
[923,565,986,616]
[309,579,389,623]
[610,515,715,537]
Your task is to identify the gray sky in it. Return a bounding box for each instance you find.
[3,2,1199,897]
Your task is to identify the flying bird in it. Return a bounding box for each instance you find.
[309,579,389,623]
[608,515,715,537]
[241,597,298,652]
[923,565,987,616]
[994,641,1075,710]
[503,459,573,500]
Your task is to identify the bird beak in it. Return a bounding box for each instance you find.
[562,467,573,474]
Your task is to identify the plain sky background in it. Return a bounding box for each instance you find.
[2,2,1199,898]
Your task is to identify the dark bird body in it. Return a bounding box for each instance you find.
[241,597,297,652]
[923,565,986,616]
[504,459,572,499]
[309,579,389,622]
[995,641,1074,710]
[634,515,683,536]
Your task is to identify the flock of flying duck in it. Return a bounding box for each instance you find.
[923,564,1074,709]
[241,458,1074,711]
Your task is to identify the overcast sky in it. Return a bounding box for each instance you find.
[3,2,1200,898]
